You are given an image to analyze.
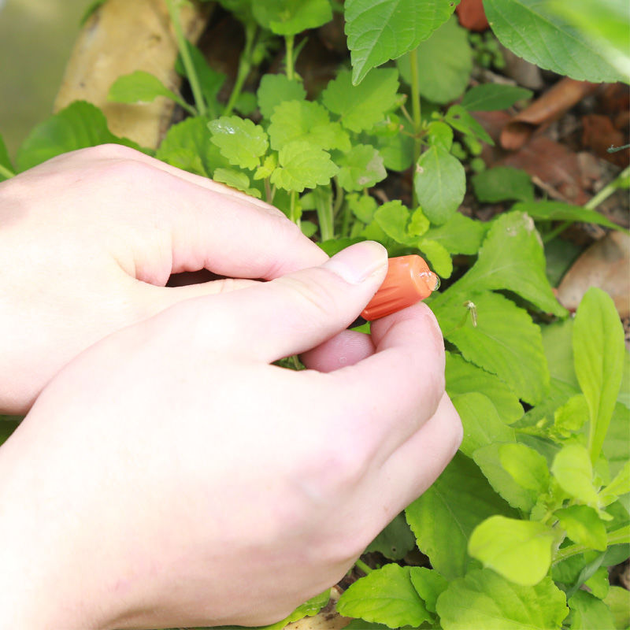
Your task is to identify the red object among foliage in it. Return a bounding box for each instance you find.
[456,0,490,31]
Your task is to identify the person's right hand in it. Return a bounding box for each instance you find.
[0,242,462,630]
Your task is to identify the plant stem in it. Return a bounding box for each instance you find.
[285,35,295,80]
[165,0,207,117]
[408,49,422,167]
[355,558,373,575]
[289,190,300,227]
[552,525,630,565]
[0,163,15,180]
[223,22,258,116]
[314,187,334,241]
[542,163,630,243]
[264,178,272,205]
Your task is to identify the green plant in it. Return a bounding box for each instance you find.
[1,1,629,629]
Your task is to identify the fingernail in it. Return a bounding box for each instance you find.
[324,242,388,284]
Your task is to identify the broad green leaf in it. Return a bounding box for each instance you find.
[0,133,14,180]
[424,212,489,256]
[573,287,626,463]
[513,201,627,232]
[552,444,600,507]
[156,116,228,177]
[461,83,533,111]
[347,192,378,224]
[446,353,523,424]
[254,154,278,180]
[603,402,630,478]
[436,291,550,405]
[550,0,630,81]
[208,116,269,170]
[584,565,611,600]
[322,69,400,133]
[257,74,306,119]
[212,168,261,198]
[366,513,416,560]
[554,394,590,437]
[397,17,472,104]
[270,141,338,192]
[442,211,567,316]
[556,506,608,551]
[336,144,386,192]
[414,145,465,225]
[371,117,414,171]
[569,590,616,630]
[426,121,454,151]
[436,569,568,630]
[16,101,141,172]
[344,0,457,84]
[542,319,580,397]
[600,461,630,507]
[374,201,416,246]
[483,0,624,83]
[252,0,332,35]
[233,91,258,116]
[604,586,630,630]
[409,568,448,614]
[417,239,453,278]
[336,564,433,628]
[469,516,556,585]
[175,41,226,118]
[108,71,188,110]
[499,443,550,494]
[268,100,348,151]
[445,104,495,146]
[472,167,534,203]
[257,589,331,630]
[473,444,538,512]
[406,452,517,579]
[452,393,515,458]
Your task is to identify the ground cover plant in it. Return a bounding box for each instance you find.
[0,1,629,629]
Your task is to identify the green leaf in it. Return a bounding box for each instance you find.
[406,452,517,579]
[397,17,472,104]
[424,212,488,256]
[374,201,416,246]
[336,564,433,628]
[336,144,386,192]
[213,168,261,198]
[552,444,600,507]
[16,101,142,172]
[347,192,378,224]
[208,116,269,170]
[257,74,306,119]
[553,394,590,437]
[603,402,630,478]
[344,0,457,84]
[600,461,630,507]
[473,444,539,512]
[409,568,448,614]
[426,121,454,151]
[270,141,338,192]
[268,100,348,151]
[417,239,453,278]
[446,353,523,424]
[604,586,630,630]
[252,0,332,36]
[436,291,550,405]
[452,393,515,458]
[483,0,624,83]
[472,167,534,203]
[441,211,567,316]
[370,117,414,172]
[436,569,569,629]
[445,104,495,146]
[499,443,550,494]
[542,319,580,398]
[414,145,466,225]
[108,70,188,110]
[513,201,627,232]
[256,589,331,630]
[0,133,14,181]
[569,590,616,630]
[322,68,400,133]
[156,115,228,177]
[366,513,416,561]
[556,505,608,551]
[469,516,556,585]
[461,83,533,111]
[573,287,626,464]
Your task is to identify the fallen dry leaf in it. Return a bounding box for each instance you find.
[557,232,630,318]
[582,114,630,169]
[456,0,489,31]
[501,78,598,151]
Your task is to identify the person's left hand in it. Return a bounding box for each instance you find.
[0,145,327,413]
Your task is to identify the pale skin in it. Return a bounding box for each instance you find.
[0,146,462,629]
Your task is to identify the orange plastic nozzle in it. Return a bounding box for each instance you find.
[361,255,440,321]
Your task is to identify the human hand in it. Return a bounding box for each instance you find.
[0,144,326,413]
[0,243,462,629]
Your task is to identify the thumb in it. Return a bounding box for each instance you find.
[194,241,388,362]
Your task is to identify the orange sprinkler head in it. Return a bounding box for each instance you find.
[361,255,440,321]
